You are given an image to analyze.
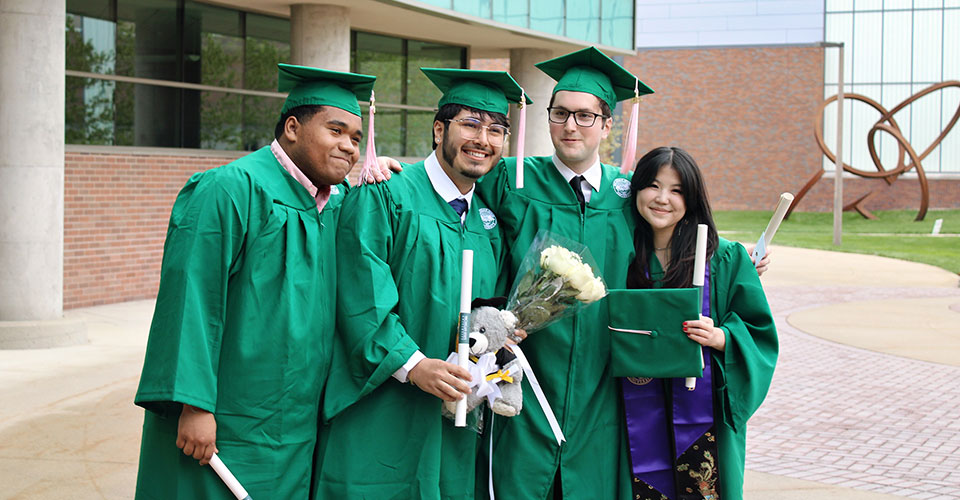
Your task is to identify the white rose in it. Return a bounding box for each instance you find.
[576,276,606,303]
[542,246,581,277]
[566,263,594,291]
[539,246,559,267]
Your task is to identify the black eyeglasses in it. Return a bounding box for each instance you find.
[547,107,609,127]
[445,118,510,146]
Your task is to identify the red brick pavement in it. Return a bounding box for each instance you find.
[750,285,960,499]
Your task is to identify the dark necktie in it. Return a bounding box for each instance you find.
[569,175,586,212]
[449,198,468,219]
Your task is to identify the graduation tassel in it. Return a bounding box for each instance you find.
[619,79,641,174]
[515,88,526,190]
[357,90,378,185]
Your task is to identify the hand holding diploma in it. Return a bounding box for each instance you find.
[683,317,725,352]
[408,358,472,402]
[687,224,709,391]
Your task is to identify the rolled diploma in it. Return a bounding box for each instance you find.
[753,193,795,265]
[455,249,474,427]
[209,454,252,500]
[687,224,708,391]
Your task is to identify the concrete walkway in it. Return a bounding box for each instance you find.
[0,245,958,499]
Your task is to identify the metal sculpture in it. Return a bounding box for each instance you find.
[788,80,960,221]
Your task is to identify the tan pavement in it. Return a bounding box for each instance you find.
[0,245,957,499]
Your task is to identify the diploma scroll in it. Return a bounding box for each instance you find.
[687,224,708,391]
[752,193,794,267]
[455,250,474,427]
[515,90,526,190]
[209,454,252,500]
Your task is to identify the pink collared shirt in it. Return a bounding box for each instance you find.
[270,139,331,213]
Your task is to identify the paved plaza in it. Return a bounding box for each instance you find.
[0,245,958,499]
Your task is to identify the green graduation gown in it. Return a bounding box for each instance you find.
[313,160,506,500]
[642,238,777,500]
[133,147,346,500]
[474,155,637,499]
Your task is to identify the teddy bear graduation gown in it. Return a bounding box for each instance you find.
[313,159,506,500]
[474,155,637,499]
[133,147,347,499]
[624,238,777,500]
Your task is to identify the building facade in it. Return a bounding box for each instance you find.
[0,0,634,344]
[1,0,958,342]
[625,0,959,213]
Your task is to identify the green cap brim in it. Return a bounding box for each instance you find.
[535,47,653,110]
[607,288,702,378]
[421,68,533,116]
[278,63,376,116]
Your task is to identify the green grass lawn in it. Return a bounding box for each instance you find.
[714,209,960,274]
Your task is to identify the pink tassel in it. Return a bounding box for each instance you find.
[515,88,526,189]
[357,90,378,185]
[620,80,640,174]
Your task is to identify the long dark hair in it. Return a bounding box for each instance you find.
[626,147,718,289]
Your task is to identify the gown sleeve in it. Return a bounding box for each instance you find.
[325,182,421,419]
[713,241,779,431]
[134,169,248,417]
[474,157,511,213]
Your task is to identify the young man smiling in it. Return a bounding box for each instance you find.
[313,68,530,500]
[473,47,654,500]
[133,64,375,499]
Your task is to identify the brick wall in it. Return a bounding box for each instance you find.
[64,150,243,309]
[623,45,826,209]
[63,149,383,309]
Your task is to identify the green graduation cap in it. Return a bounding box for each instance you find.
[421,68,533,116]
[607,288,703,378]
[535,46,653,110]
[278,63,376,116]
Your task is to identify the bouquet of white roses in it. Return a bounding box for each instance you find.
[506,231,607,333]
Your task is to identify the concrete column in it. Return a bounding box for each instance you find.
[290,4,350,72]
[0,0,86,348]
[509,48,557,157]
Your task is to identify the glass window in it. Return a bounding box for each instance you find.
[912,10,943,83]
[853,12,882,83]
[354,33,404,156]
[601,0,633,49]
[453,0,489,18]
[824,13,853,85]
[117,0,179,80]
[910,82,943,171]
[65,1,466,151]
[881,10,912,83]
[849,84,883,169]
[941,85,960,172]
[855,0,883,11]
[243,14,291,150]
[827,0,854,12]
[884,0,913,10]
[530,0,563,37]
[492,0,528,26]
[945,10,960,81]
[566,0,599,43]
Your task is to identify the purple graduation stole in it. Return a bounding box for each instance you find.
[622,267,720,500]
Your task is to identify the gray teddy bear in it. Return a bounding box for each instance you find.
[443,306,524,418]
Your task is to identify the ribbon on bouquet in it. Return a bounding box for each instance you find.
[509,344,565,445]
